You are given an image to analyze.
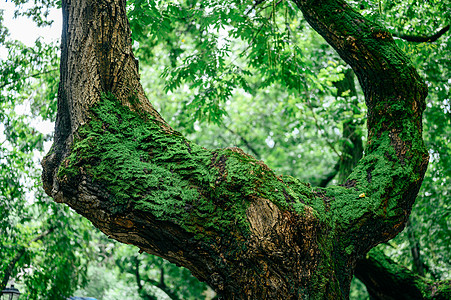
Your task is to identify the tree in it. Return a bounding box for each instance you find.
[39,0,437,298]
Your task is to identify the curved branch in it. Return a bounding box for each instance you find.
[393,25,450,43]
[293,0,429,251]
[42,2,324,297]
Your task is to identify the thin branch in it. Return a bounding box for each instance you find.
[257,0,284,15]
[147,276,180,300]
[135,257,143,291]
[393,25,450,43]
[1,227,55,290]
[406,218,438,279]
[217,134,231,147]
[305,98,343,160]
[224,125,261,158]
[318,161,340,187]
[244,0,266,15]
[134,257,158,300]
[240,0,284,59]
[134,257,179,300]
[0,68,58,90]
[159,267,166,289]
[299,77,343,160]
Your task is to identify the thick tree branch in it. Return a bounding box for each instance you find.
[355,248,451,300]
[293,0,428,245]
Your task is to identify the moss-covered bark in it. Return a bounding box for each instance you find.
[58,92,313,234]
[41,0,429,298]
[293,0,428,252]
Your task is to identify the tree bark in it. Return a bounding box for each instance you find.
[41,0,429,298]
[325,69,441,297]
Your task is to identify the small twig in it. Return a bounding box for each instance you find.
[257,0,283,15]
[306,99,343,159]
[318,161,340,187]
[224,125,261,158]
[301,80,343,160]
[244,0,266,15]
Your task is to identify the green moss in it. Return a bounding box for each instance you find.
[57,93,318,237]
[325,124,425,227]
[61,90,420,248]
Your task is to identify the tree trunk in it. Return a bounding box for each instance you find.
[41,0,429,298]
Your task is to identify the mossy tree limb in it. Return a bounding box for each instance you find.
[41,0,429,298]
[293,0,428,250]
[355,248,451,300]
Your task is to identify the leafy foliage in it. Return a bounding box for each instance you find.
[128,0,319,124]
[72,231,208,300]
[7,0,61,26]
[0,26,90,299]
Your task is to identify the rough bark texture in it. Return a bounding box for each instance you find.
[326,70,441,298]
[41,0,429,299]
[355,249,451,300]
